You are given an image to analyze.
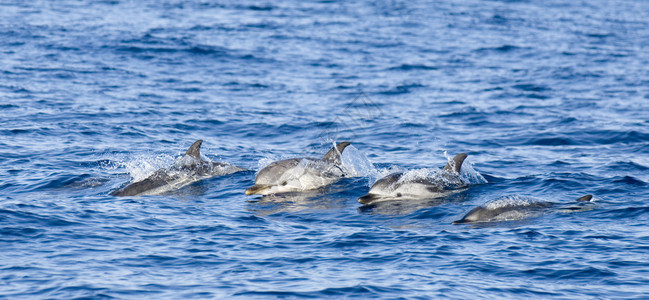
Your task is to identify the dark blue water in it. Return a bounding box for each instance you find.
[2,0,649,298]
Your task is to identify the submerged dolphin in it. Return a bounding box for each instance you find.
[245,142,351,195]
[452,194,594,224]
[111,140,244,196]
[358,153,469,204]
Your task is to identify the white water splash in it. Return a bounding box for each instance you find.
[173,154,202,168]
[116,153,175,182]
[398,168,443,184]
[256,155,281,172]
[458,157,488,185]
[484,195,541,210]
[340,145,376,177]
[372,165,404,183]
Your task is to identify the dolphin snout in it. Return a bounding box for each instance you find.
[245,184,270,195]
[358,194,379,205]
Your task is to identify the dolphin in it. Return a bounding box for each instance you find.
[452,194,594,224]
[245,142,351,195]
[358,153,469,204]
[111,140,244,196]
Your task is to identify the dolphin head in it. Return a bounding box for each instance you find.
[245,142,352,196]
[451,206,490,224]
[245,158,302,195]
[358,173,409,204]
[359,183,445,204]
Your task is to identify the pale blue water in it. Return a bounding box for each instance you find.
[2,0,649,298]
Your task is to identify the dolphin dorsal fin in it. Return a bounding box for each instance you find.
[443,153,468,174]
[577,194,593,202]
[323,141,351,164]
[184,140,204,161]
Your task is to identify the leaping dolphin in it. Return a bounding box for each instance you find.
[358,153,470,204]
[452,194,594,224]
[111,140,245,196]
[245,142,351,195]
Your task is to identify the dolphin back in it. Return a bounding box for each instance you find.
[322,141,351,164]
[110,169,172,196]
[443,153,468,174]
[184,140,204,161]
[111,140,244,197]
[577,194,593,201]
[452,195,554,224]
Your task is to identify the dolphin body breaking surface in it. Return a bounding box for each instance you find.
[111,140,245,196]
[452,194,594,224]
[245,142,351,196]
[358,153,470,204]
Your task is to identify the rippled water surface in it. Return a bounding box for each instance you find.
[2,0,649,298]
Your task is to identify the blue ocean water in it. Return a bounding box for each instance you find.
[2,0,649,298]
